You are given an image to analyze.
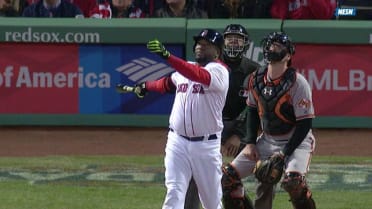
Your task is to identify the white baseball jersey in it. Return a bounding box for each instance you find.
[163,60,229,209]
[169,61,229,137]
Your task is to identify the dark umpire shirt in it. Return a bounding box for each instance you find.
[222,56,261,141]
[22,0,82,17]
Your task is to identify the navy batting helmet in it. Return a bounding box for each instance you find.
[223,24,250,59]
[193,29,224,53]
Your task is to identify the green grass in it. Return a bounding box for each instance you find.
[0,155,370,209]
[273,191,372,209]
[0,155,164,170]
[0,181,165,209]
[311,156,372,164]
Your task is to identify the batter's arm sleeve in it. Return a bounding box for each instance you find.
[281,118,312,157]
[145,76,176,94]
[167,55,211,86]
[244,106,260,144]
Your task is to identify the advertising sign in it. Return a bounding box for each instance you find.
[295,44,372,117]
[0,43,183,114]
[0,43,79,113]
[79,44,182,114]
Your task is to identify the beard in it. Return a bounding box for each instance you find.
[195,57,210,66]
[195,53,215,66]
[266,49,287,62]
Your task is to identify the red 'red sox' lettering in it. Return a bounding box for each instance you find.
[177,83,205,94]
[177,83,188,93]
[192,84,205,94]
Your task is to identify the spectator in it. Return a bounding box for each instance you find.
[18,0,56,15]
[205,0,273,18]
[16,0,95,16]
[22,0,82,17]
[90,0,111,18]
[70,0,97,18]
[90,0,144,18]
[0,0,19,16]
[0,0,31,16]
[270,0,336,19]
[17,0,31,15]
[110,0,145,18]
[23,0,38,9]
[134,0,164,17]
[154,0,207,18]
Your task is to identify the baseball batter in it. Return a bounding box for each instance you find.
[184,24,261,209]
[134,29,229,209]
[221,31,316,209]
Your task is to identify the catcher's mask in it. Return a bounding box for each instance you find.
[261,32,295,65]
[223,24,250,60]
[193,28,224,56]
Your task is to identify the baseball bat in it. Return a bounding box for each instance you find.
[116,84,144,98]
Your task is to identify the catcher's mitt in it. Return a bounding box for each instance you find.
[253,153,285,184]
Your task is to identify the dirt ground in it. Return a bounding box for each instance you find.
[0,127,370,157]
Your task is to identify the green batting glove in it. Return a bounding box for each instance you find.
[147,39,170,59]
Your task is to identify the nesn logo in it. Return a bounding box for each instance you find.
[336,8,356,16]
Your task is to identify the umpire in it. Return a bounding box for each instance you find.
[184,24,261,209]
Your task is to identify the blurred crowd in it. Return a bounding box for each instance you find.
[0,0,371,20]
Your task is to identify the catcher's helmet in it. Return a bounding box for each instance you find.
[261,32,295,64]
[223,24,250,59]
[193,29,224,53]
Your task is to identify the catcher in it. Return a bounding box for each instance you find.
[221,31,316,209]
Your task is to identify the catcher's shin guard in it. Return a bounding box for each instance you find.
[281,172,316,209]
[221,164,254,209]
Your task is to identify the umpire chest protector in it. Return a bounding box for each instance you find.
[251,67,296,135]
[223,57,259,120]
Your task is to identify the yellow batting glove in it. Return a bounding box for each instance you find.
[147,39,170,59]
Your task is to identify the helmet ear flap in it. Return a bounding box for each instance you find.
[278,32,295,55]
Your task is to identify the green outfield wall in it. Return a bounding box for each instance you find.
[0,18,371,128]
